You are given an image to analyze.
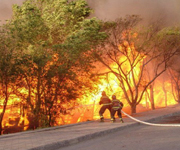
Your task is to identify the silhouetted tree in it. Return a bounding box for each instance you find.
[93,15,180,114]
[7,0,107,128]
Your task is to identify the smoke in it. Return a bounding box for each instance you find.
[1,0,180,26]
[87,0,180,26]
[0,0,24,25]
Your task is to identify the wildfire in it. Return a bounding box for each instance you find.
[0,40,178,135]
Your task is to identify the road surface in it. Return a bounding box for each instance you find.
[58,114,180,150]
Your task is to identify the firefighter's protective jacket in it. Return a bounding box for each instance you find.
[111,99,123,110]
[99,96,111,106]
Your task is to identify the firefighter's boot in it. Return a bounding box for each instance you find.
[120,118,124,123]
[111,118,115,123]
[100,117,104,122]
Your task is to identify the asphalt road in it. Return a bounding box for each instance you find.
[58,115,180,150]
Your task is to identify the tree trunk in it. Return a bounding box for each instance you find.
[0,83,8,135]
[177,88,180,103]
[35,68,42,128]
[162,79,168,107]
[150,85,155,110]
[131,103,137,114]
[0,123,2,135]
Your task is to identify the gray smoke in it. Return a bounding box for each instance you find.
[0,0,180,26]
[0,0,24,24]
[87,0,180,25]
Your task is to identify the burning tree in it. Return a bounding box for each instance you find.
[93,15,180,114]
[0,26,21,135]
[4,0,107,129]
[168,68,180,104]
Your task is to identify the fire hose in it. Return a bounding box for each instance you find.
[73,103,180,126]
[121,110,180,127]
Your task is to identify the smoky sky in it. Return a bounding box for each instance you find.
[87,0,180,25]
[0,0,24,24]
[0,0,180,25]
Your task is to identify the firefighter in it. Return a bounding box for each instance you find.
[99,91,112,122]
[111,95,124,123]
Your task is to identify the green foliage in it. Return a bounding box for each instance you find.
[11,2,49,45]
[40,0,92,44]
[0,25,22,134]
[159,26,180,36]
[1,0,108,129]
[0,26,19,82]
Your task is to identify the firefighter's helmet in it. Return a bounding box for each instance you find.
[102,91,106,96]
[112,95,116,99]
